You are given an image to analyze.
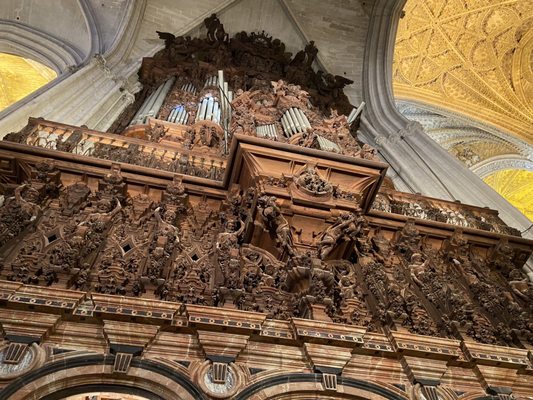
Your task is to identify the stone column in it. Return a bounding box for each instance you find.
[362,0,533,278]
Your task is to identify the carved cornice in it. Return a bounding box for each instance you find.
[0,281,531,397]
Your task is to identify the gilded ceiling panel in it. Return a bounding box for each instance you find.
[0,53,56,111]
[393,0,533,144]
[450,141,518,167]
[484,169,533,221]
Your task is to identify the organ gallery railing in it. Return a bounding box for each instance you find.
[372,189,521,237]
[4,118,226,181]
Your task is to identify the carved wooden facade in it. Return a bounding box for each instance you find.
[0,15,531,400]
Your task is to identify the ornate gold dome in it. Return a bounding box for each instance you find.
[0,53,56,111]
[393,0,533,144]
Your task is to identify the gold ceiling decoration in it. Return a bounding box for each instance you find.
[0,53,56,111]
[393,0,533,144]
[484,169,533,222]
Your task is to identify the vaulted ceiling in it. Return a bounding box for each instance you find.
[0,0,132,63]
[393,0,533,144]
[393,0,533,222]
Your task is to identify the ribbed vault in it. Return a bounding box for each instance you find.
[393,0,533,144]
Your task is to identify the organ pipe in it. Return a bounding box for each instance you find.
[281,108,311,137]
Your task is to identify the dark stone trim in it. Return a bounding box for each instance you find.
[234,373,407,400]
[5,334,41,344]
[0,354,111,399]
[314,366,342,375]
[110,343,144,356]
[338,376,408,400]
[234,373,321,400]
[416,378,440,386]
[0,355,206,400]
[487,386,512,395]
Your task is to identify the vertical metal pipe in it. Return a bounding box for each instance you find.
[131,90,154,125]
[205,97,214,120]
[150,77,176,120]
[269,124,276,138]
[214,103,221,123]
[223,82,229,105]
[175,107,184,123]
[286,110,297,134]
[301,109,312,129]
[293,108,307,132]
[177,107,185,123]
[347,107,357,122]
[180,108,188,124]
[352,101,366,121]
[168,108,176,122]
[197,98,207,121]
[280,115,290,136]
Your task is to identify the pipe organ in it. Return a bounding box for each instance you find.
[130,77,175,125]
[347,101,365,125]
[1,14,533,400]
[167,105,189,124]
[316,135,341,153]
[204,75,218,88]
[181,82,197,94]
[195,95,221,123]
[255,124,278,139]
[280,107,311,137]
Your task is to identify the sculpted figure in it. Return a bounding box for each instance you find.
[395,218,421,254]
[492,238,515,274]
[257,195,294,256]
[408,253,429,287]
[14,184,42,220]
[0,184,43,248]
[204,14,228,44]
[317,211,364,259]
[61,182,91,216]
[508,269,532,301]
[154,207,180,243]
[296,167,332,195]
[304,41,318,67]
[86,197,122,226]
[444,228,469,262]
[216,218,244,253]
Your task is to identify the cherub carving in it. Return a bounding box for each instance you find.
[257,195,294,257]
[317,211,364,259]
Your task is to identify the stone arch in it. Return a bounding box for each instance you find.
[472,156,533,179]
[0,21,82,74]
[40,385,161,400]
[234,373,409,400]
[0,354,207,400]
